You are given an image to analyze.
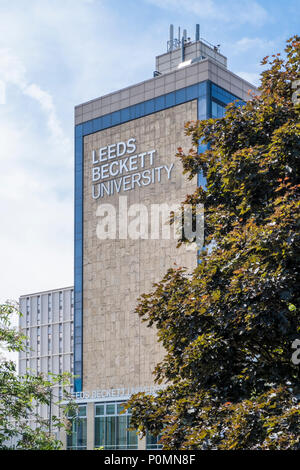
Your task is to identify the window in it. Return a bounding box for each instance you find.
[37,296,41,323]
[59,355,63,374]
[211,84,244,108]
[48,294,52,322]
[67,405,87,450]
[26,329,30,352]
[175,88,186,104]
[212,100,225,118]
[48,326,52,353]
[146,433,163,450]
[59,324,63,353]
[94,402,138,450]
[186,84,198,101]
[71,290,74,308]
[37,327,41,355]
[71,322,74,352]
[165,92,175,107]
[111,111,120,125]
[26,298,30,326]
[59,292,63,321]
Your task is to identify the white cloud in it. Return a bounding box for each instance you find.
[145,0,269,26]
[0,45,73,305]
[234,37,274,53]
[0,0,162,309]
[24,83,69,145]
[0,113,73,300]
[0,46,70,146]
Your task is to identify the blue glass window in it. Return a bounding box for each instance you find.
[111,111,120,125]
[102,114,112,128]
[155,95,165,111]
[67,405,87,450]
[93,117,102,132]
[145,99,155,114]
[120,107,130,121]
[198,97,207,120]
[94,402,138,450]
[175,88,186,104]
[83,120,93,135]
[211,83,241,106]
[186,84,198,100]
[135,102,145,117]
[165,92,175,107]
[75,125,83,138]
[212,101,226,118]
[198,82,206,97]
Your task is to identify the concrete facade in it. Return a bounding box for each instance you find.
[156,39,227,73]
[82,101,198,393]
[74,58,253,126]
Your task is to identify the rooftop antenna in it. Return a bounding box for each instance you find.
[195,24,200,41]
[169,24,174,51]
[178,26,181,43]
[183,29,187,41]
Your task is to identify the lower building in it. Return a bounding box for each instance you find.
[19,286,74,441]
[63,386,164,450]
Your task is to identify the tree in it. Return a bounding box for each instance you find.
[127,37,300,450]
[0,303,75,450]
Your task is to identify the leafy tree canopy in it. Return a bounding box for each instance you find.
[0,303,75,450]
[128,36,300,450]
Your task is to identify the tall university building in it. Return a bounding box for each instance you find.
[19,25,256,450]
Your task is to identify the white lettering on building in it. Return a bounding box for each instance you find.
[91,138,174,199]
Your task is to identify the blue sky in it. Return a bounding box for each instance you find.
[0,0,299,305]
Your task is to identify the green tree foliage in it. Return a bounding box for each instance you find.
[0,303,75,449]
[128,37,300,450]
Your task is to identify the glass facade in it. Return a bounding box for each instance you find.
[94,402,138,450]
[212,101,225,118]
[67,405,87,450]
[211,83,243,107]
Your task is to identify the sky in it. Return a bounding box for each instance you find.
[0,0,299,307]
